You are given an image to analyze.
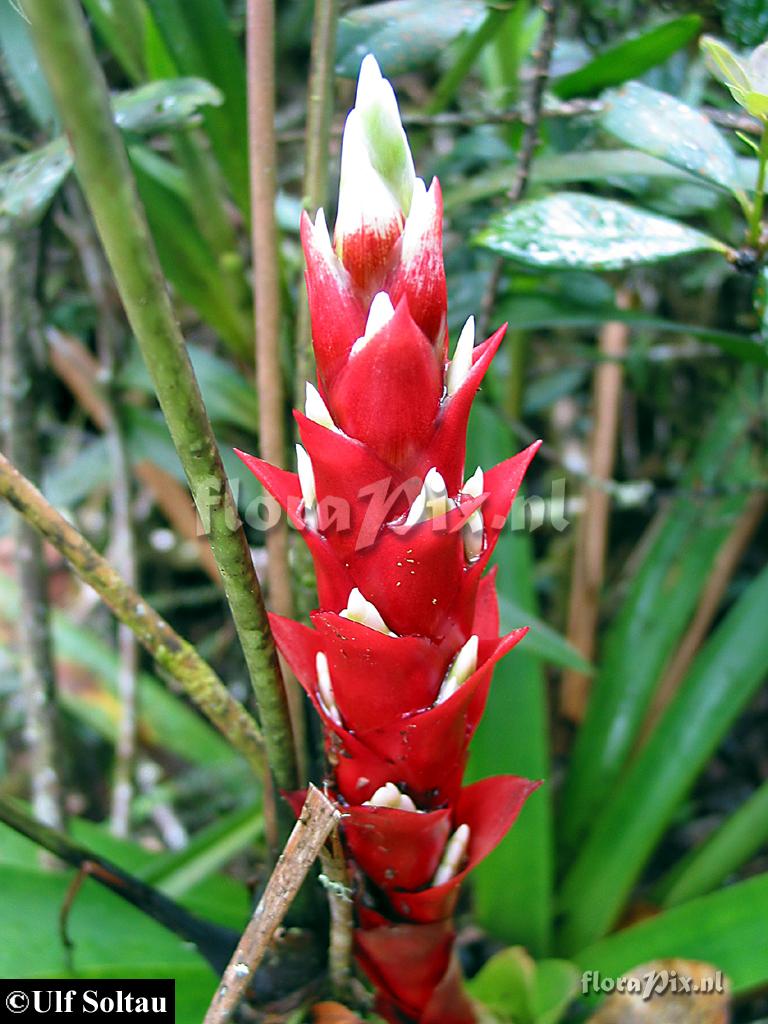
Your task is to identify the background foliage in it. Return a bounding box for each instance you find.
[0,1,766,1021]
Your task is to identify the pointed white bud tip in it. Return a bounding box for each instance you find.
[304,381,337,432]
[354,54,416,214]
[404,467,455,527]
[340,587,394,635]
[296,444,317,523]
[463,466,484,499]
[351,291,395,356]
[312,207,333,258]
[364,781,418,812]
[315,652,342,727]
[432,823,471,886]
[446,316,475,396]
[435,635,479,705]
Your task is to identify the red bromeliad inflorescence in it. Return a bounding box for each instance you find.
[238,56,541,1023]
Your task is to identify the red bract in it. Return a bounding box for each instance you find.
[237,54,540,1023]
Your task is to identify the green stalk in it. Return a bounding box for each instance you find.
[748,122,768,247]
[22,0,298,792]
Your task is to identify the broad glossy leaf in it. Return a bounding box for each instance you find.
[337,0,485,77]
[0,79,223,230]
[559,561,768,952]
[113,78,223,134]
[601,82,740,193]
[574,874,768,997]
[554,16,702,99]
[466,404,553,956]
[0,141,71,231]
[467,947,579,1024]
[0,863,216,1021]
[445,150,712,210]
[477,194,725,271]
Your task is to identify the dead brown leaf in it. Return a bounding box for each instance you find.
[587,960,731,1024]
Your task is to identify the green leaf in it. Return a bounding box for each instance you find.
[0,574,237,770]
[574,874,768,997]
[500,595,593,675]
[131,148,252,358]
[559,384,759,859]
[558,561,768,952]
[0,141,71,231]
[601,82,740,193]
[466,405,554,957]
[657,780,768,908]
[476,193,725,271]
[468,947,579,1024]
[0,0,57,128]
[144,0,249,211]
[120,342,258,434]
[81,0,146,82]
[0,863,216,1020]
[0,78,223,231]
[337,0,486,78]
[553,15,702,99]
[113,77,223,134]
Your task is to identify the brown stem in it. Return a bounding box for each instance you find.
[202,785,340,1024]
[319,828,356,999]
[294,0,340,410]
[0,451,266,775]
[247,0,307,782]
[640,491,768,738]
[0,235,65,834]
[561,294,631,723]
[478,0,560,338]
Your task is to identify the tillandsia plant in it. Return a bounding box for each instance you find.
[238,56,540,1022]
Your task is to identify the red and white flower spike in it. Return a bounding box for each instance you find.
[237,53,541,1024]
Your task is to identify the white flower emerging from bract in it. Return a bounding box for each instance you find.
[305,381,337,432]
[340,586,395,635]
[436,635,479,705]
[462,466,484,562]
[296,443,317,515]
[446,315,475,396]
[351,291,395,356]
[364,782,418,812]
[432,823,471,885]
[404,467,455,527]
[315,652,342,727]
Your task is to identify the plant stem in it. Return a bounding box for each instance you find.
[0,795,239,973]
[0,234,65,834]
[478,0,559,338]
[0,451,266,775]
[23,0,298,792]
[246,0,306,782]
[294,0,340,410]
[203,785,340,1024]
[748,122,768,247]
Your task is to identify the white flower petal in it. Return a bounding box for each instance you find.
[432,823,471,885]
[447,315,475,396]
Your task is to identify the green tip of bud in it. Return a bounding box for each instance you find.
[353,54,416,214]
[701,36,768,120]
